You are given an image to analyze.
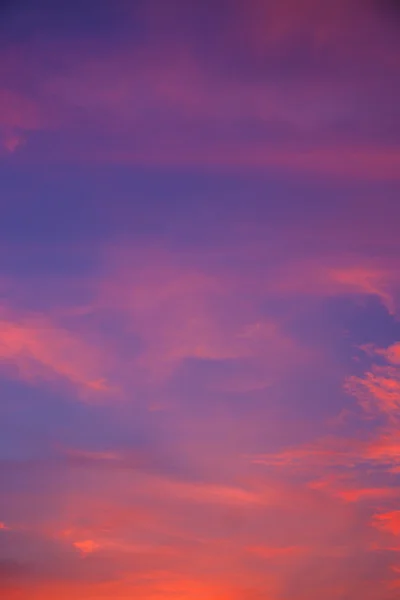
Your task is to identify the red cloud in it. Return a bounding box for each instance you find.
[373,511,400,536]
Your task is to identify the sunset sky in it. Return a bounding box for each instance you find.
[1,1,400,598]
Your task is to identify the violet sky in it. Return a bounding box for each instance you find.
[1,1,400,598]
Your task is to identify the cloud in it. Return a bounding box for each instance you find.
[0,3,399,593]
[0,308,114,400]
[93,244,306,388]
[373,511,400,536]
[0,0,398,177]
[267,257,399,313]
[347,342,400,415]
[0,458,370,598]
[73,540,100,556]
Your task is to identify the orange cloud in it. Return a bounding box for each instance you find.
[364,433,400,470]
[1,447,391,600]
[73,539,100,556]
[335,487,396,504]
[373,511,400,536]
[308,474,398,504]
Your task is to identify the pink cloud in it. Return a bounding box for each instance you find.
[265,257,399,313]
[93,244,308,388]
[0,307,114,400]
[347,342,400,416]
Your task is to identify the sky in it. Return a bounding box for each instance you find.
[0,0,400,598]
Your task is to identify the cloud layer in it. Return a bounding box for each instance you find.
[1,1,400,599]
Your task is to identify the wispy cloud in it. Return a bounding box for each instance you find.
[0,1,400,598]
